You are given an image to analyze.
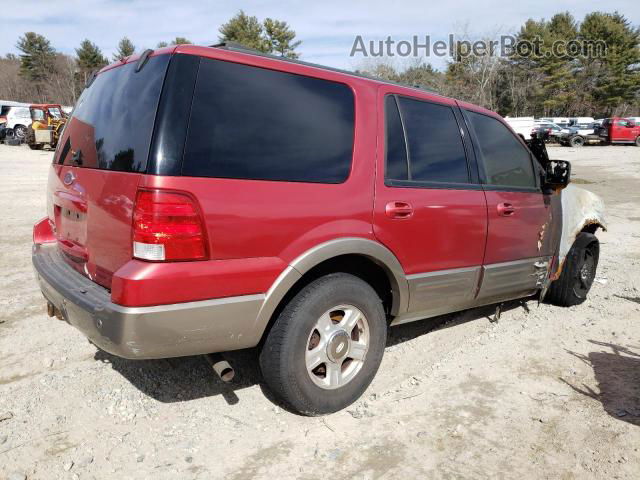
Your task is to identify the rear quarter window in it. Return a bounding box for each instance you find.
[182,58,355,183]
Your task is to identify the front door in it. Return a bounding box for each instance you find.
[613,119,635,142]
[373,89,488,320]
[463,108,553,303]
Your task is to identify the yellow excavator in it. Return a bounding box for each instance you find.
[26,104,68,150]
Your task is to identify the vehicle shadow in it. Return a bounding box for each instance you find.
[561,340,640,426]
[94,299,529,407]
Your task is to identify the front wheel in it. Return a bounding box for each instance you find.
[635,136,640,147]
[13,125,27,139]
[260,273,386,415]
[546,233,599,307]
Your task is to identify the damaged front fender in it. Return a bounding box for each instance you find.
[554,184,607,279]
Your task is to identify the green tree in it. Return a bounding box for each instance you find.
[113,37,135,61]
[171,37,192,45]
[263,18,301,58]
[219,10,267,51]
[580,12,640,116]
[76,39,108,87]
[219,11,301,58]
[16,32,57,83]
[157,37,192,48]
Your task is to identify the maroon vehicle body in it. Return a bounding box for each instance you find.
[31,43,604,414]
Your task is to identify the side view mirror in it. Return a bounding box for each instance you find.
[627,123,635,128]
[543,160,571,191]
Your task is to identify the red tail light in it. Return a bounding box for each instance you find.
[132,189,207,261]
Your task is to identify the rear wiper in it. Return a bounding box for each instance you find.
[135,49,154,73]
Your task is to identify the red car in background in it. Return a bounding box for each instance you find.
[598,117,640,146]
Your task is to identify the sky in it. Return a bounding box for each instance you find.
[1,0,638,71]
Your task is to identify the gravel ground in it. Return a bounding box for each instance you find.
[0,143,639,479]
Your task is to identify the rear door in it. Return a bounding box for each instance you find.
[463,108,552,303]
[373,89,487,318]
[49,53,170,288]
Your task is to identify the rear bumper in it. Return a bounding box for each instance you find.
[32,244,265,359]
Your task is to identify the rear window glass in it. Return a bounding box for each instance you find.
[60,54,170,172]
[182,57,354,183]
[396,96,468,183]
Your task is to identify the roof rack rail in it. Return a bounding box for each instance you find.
[209,41,264,55]
[208,42,442,97]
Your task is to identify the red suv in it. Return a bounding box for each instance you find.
[32,44,606,415]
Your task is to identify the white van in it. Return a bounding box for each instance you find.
[569,117,595,127]
[503,116,536,140]
[540,117,570,127]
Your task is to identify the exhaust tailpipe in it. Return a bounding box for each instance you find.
[204,353,235,382]
[46,301,64,321]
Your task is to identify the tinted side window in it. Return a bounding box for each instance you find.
[467,111,536,188]
[394,97,469,183]
[182,58,354,183]
[385,96,408,180]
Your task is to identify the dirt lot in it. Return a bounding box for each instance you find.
[0,143,639,479]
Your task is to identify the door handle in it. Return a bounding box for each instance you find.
[385,201,413,219]
[497,202,516,216]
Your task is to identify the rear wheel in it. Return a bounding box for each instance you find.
[546,233,599,307]
[569,135,585,147]
[260,273,386,415]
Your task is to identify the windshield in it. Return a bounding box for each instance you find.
[57,54,170,172]
[48,107,62,119]
[32,109,45,121]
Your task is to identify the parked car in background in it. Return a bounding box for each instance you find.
[569,117,595,127]
[540,117,570,128]
[598,118,640,146]
[503,116,536,140]
[533,120,563,141]
[0,104,32,139]
[32,44,606,415]
[559,122,600,147]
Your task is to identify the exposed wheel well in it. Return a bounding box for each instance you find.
[259,254,393,345]
[581,223,603,234]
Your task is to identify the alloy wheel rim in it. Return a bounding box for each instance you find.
[305,305,370,390]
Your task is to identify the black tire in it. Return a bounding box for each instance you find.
[569,136,585,147]
[260,273,386,415]
[13,125,27,139]
[546,233,599,307]
[29,143,44,150]
[635,136,640,147]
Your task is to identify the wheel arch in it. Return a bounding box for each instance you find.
[251,238,409,345]
[556,185,606,277]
